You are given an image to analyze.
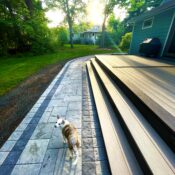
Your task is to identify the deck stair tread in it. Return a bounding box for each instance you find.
[86,61,142,175]
[96,55,175,98]
[90,58,175,175]
[117,69,175,112]
[117,68,175,98]
[98,55,175,68]
[95,55,175,133]
[127,67,175,94]
[98,55,175,92]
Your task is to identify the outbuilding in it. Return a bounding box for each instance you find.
[129,0,175,58]
[80,26,101,45]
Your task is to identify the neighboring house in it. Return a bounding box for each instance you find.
[80,26,101,45]
[129,0,175,58]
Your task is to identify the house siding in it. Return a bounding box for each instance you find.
[129,8,175,55]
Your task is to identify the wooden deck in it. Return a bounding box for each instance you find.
[86,55,175,175]
[96,55,175,150]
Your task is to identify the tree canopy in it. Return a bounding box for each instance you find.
[46,0,86,48]
[98,0,163,48]
[100,0,127,48]
[0,0,164,55]
[0,0,54,55]
[126,0,163,20]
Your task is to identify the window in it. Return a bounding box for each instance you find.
[142,18,154,29]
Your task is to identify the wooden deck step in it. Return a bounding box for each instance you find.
[86,61,142,175]
[95,55,175,152]
[90,58,175,175]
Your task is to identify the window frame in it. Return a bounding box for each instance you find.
[142,17,154,30]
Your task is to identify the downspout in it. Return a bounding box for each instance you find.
[160,11,175,57]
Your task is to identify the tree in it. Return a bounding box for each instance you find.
[0,0,53,55]
[98,0,162,48]
[73,22,93,34]
[120,0,163,35]
[25,0,34,16]
[50,26,68,47]
[107,13,125,44]
[46,0,86,48]
[126,0,162,21]
[101,0,125,48]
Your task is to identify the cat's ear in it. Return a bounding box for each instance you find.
[57,115,60,119]
[62,120,65,124]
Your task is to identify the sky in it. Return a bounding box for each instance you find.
[45,0,127,28]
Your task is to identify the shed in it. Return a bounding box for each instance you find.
[129,0,175,58]
[80,26,101,45]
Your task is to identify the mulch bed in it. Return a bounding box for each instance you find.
[0,61,66,147]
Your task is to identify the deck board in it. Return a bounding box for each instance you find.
[91,58,175,175]
[99,55,175,68]
[96,55,175,132]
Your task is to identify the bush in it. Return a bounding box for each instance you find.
[119,32,132,52]
[81,38,95,45]
[31,37,54,55]
[30,27,55,55]
[57,27,68,46]
[73,38,81,44]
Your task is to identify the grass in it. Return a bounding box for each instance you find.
[0,44,120,96]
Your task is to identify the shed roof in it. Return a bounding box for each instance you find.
[130,0,175,23]
[82,26,101,34]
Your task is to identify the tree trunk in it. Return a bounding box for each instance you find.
[68,20,74,48]
[101,14,107,48]
[65,0,74,48]
[25,0,33,16]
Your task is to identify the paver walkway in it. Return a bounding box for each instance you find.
[0,56,110,175]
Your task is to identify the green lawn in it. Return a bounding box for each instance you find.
[0,45,120,96]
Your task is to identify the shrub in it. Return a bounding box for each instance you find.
[73,38,81,44]
[119,32,132,52]
[57,27,68,46]
[81,38,95,45]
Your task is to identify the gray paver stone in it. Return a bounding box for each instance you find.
[82,148,95,162]
[17,139,49,164]
[8,131,23,141]
[11,164,42,175]
[31,123,54,139]
[82,138,93,149]
[82,129,92,138]
[82,162,96,175]
[0,152,9,165]
[39,149,59,175]
[0,141,16,152]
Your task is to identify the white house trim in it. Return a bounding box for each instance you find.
[161,11,175,56]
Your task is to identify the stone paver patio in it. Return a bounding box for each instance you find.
[0,56,110,175]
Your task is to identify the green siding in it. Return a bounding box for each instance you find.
[130,9,175,55]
